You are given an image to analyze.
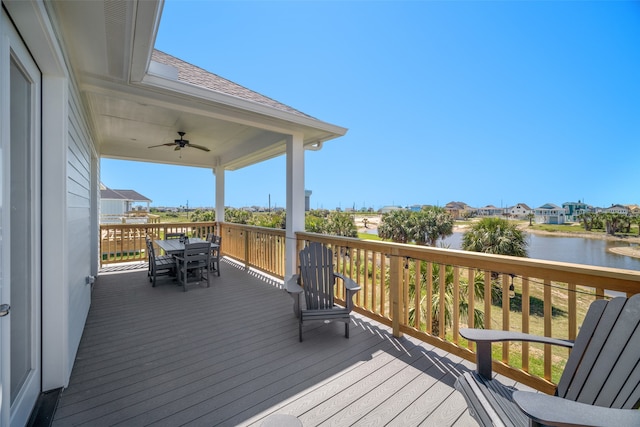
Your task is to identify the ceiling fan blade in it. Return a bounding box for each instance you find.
[148,143,176,149]
[174,146,181,151]
[189,144,211,152]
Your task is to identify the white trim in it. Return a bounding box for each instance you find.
[3,0,66,76]
[1,8,43,424]
[140,74,347,136]
[129,0,163,82]
[83,77,346,141]
[0,14,11,427]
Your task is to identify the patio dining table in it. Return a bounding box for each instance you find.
[154,237,218,256]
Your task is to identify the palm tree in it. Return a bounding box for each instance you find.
[408,262,485,335]
[526,212,535,226]
[378,209,412,243]
[409,206,454,246]
[462,217,528,257]
[325,211,357,237]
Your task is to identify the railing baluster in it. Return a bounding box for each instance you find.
[522,276,530,372]
[453,266,460,345]
[502,273,510,364]
[544,278,552,381]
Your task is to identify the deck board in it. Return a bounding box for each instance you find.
[52,261,482,427]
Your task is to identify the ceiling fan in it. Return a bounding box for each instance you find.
[148,132,210,152]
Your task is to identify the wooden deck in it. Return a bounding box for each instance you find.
[51,259,497,426]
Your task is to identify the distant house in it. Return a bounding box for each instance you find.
[100,184,152,223]
[627,204,640,215]
[444,201,471,219]
[476,205,505,217]
[562,200,592,222]
[507,203,532,220]
[534,203,566,224]
[604,204,629,215]
[379,206,404,214]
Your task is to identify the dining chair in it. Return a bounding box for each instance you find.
[174,241,211,291]
[208,234,222,276]
[146,236,174,287]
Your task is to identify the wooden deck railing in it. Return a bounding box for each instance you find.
[100,222,217,265]
[218,222,286,278]
[99,222,640,393]
[293,232,640,394]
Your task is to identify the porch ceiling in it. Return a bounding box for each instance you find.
[49,0,346,170]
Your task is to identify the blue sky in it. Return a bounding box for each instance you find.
[101,1,640,211]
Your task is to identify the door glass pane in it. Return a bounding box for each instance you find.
[9,56,32,403]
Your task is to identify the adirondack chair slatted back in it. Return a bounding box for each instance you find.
[557,294,640,409]
[299,242,335,310]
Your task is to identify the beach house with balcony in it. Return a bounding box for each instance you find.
[534,203,566,224]
[3,2,640,425]
[0,1,346,423]
[562,200,592,222]
[476,204,505,217]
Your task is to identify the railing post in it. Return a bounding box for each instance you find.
[244,230,250,271]
[390,250,403,338]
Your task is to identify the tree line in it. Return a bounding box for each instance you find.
[189,208,358,237]
[378,207,528,257]
[578,211,640,235]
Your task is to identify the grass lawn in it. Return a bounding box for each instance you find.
[153,211,192,223]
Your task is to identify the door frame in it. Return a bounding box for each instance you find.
[0,8,42,426]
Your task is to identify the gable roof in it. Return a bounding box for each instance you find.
[512,203,533,210]
[151,50,313,120]
[101,188,151,202]
[538,203,562,210]
[445,201,468,209]
[51,1,347,171]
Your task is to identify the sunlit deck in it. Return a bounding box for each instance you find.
[49,259,509,426]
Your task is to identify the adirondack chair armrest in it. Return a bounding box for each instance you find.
[513,391,640,427]
[334,272,361,292]
[460,328,574,378]
[334,272,361,311]
[285,274,303,317]
[285,274,302,293]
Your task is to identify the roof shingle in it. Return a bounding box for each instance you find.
[151,50,315,120]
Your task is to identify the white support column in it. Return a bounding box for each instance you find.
[285,133,305,279]
[214,167,225,225]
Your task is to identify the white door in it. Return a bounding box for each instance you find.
[0,10,42,426]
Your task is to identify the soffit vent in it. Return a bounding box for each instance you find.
[104,0,133,80]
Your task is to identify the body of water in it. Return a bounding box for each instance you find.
[438,232,640,271]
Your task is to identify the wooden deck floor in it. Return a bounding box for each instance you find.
[52,260,485,427]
